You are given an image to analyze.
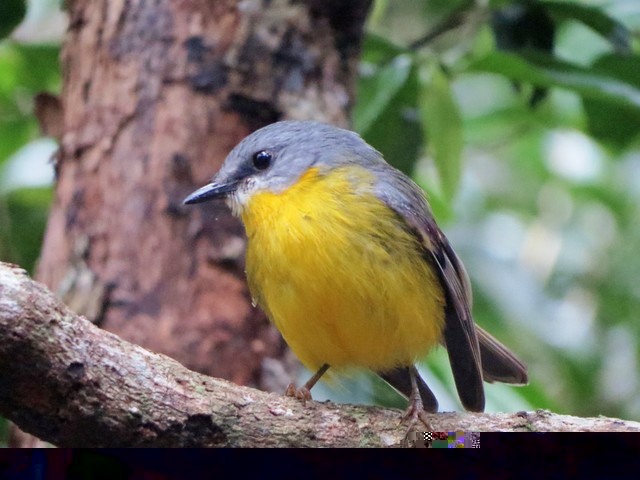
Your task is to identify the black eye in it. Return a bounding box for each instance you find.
[252,150,272,170]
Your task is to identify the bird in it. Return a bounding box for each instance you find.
[184,120,527,428]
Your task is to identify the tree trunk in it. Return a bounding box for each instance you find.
[36,0,371,390]
[9,0,371,447]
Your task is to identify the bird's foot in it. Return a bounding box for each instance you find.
[401,391,432,447]
[285,383,312,406]
[284,364,329,406]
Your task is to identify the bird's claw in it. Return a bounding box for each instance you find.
[285,383,313,405]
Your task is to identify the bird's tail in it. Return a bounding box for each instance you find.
[476,326,528,385]
[381,328,527,412]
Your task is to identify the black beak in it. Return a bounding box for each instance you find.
[183,181,238,205]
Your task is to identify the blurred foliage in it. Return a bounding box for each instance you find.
[0,187,51,268]
[0,38,59,272]
[0,0,27,40]
[353,0,640,420]
[1,0,640,442]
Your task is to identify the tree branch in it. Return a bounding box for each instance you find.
[407,0,474,51]
[0,262,638,447]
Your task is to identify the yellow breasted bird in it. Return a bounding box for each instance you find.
[184,121,527,423]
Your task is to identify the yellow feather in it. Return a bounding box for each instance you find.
[241,166,445,376]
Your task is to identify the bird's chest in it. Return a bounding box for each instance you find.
[241,167,380,300]
[238,167,444,370]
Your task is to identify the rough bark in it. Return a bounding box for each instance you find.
[36,0,372,393]
[1,263,638,448]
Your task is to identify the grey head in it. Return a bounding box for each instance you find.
[183,120,387,214]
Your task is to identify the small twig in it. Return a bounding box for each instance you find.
[408,1,474,51]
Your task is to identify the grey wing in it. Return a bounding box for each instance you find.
[433,223,528,385]
[374,166,485,412]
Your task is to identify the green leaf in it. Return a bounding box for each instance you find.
[543,1,631,52]
[353,53,413,134]
[0,43,61,165]
[354,34,421,174]
[0,117,34,166]
[360,33,408,64]
[470,51,640,109]
[0,0,26,39]
[0,186,52,273]
[368,0,390,29]
[583,54,640,147]
[419,64,463,200]
[358,66,422,175]
[1,43,61,93]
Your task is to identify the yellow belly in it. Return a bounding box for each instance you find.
[241,166,445,374]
